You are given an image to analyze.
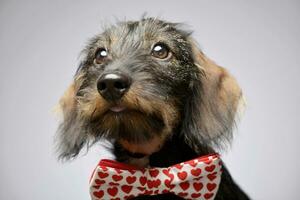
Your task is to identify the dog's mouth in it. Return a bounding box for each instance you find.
[85,93,179,157]
[109,105,126,113]
[107,106,167,156]
[109,105,168,156]
[90,103,166,144]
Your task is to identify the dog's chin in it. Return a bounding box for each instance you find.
[91,107,166,151]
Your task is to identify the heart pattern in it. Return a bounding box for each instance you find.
[177,171,188,180]
[191,168,202,177]
[126,176,136,184]
[90,154,222,200]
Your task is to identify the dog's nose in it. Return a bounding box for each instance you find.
[97,73,131,101]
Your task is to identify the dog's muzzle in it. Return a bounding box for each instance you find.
[97,72,131,101]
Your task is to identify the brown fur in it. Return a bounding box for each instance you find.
[56,18,249,199]
[57,42,242,155]
[183,41,243,151]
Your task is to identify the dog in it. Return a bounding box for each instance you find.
[56,18,250,199]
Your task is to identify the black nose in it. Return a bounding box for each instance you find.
[97,73,131,101]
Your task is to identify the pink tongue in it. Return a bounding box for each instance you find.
[110,106,125,112]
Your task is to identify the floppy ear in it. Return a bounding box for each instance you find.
[181,40,244,152]
[55,81,88,160]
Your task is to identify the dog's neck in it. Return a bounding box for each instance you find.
[113,132,214,168]
[118,135,166,157]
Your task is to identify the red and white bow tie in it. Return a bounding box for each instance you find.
[90,154,222,200]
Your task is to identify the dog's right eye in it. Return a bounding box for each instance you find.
[151,43,171,60]
[95,48,108,64]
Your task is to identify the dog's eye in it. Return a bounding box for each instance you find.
[151,43,170,59]
[95,48,108,64]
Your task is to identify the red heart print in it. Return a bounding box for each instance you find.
[194,176,203,181]
[204,193,214,199]
[92,185,100,189]
[207,172,217,181]
[162,169,171,176]
[126,176,136,184]
[175,164,183,170]
[205,165,216,172]
[164,179,175,189]
[191,193,202,198]
[137,187,145,191]
[154,190,159,194]
[121,185,133,194]
[162,169,170,176]
[178,192,188,197]
[124,195,135,199]
[95,179,105,185]
[177,171,188,180]
[186,160,197,167]
[93,190,104,198]
[193,182,203,191]
[107,187,118,197]
[163,169,174,180]
[162,189,169,194]
[191,168,202,176]
[207,183,216,191]
[203,158,212,165]
[139,176,147,186]
[98,172,108,178]
[115,168,122,174]
[112,175,123,182]
[147,179,161,189]
[100,166,108,171]
[147,180,154,189]
[179,181,190,191]
[149,169,159,177]
[144,190,153,195]
[153,179,161,187]
[128,169,136,174]
[109,182,120,186]
[111,198,120,200]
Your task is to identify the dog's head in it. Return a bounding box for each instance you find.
[56,18,243,160]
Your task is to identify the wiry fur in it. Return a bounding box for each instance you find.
[55,18,249,199]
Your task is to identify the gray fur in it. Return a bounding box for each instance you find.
[56,17,241,160]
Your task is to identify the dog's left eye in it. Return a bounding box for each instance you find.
[95,48,108,64]
[151,43,171,59]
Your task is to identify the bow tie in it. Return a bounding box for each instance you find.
[90,154,222,200]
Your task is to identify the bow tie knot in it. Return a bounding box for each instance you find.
[90,154,222,200]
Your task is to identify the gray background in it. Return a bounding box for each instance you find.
[0,0,299,199]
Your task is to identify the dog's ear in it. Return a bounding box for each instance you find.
[55,81,88,160]
[181,40,244,152]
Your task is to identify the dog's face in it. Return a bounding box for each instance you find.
[57,18,243,160]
